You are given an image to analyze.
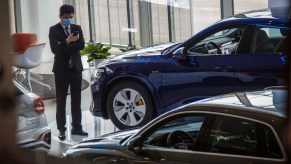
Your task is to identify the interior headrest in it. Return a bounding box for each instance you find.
[219,118,253,135]
[256,30,269,44]
[280,28,288,36]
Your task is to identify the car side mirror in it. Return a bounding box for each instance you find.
[173,47,186,60]
[127,136,142,153]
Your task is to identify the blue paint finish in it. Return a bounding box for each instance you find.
[276,111,287,116]
[255,24,291,30]
[280,56,287,64]
[90,148,107,151]
[90,7,289,127]
[136,55,178,66]
[190,57,197,65]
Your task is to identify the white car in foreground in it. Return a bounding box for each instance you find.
[14,79,51,152]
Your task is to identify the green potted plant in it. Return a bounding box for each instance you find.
[80,42,111,67]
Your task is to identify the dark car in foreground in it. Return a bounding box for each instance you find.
[90,7,290,129]
[64,86,288,163]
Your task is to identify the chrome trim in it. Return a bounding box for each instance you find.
[13,79,30,94]
[132,109,287,161]
[185,104,287,118]
[143,145,285,162]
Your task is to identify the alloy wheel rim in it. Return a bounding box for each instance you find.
[113,88,146,126]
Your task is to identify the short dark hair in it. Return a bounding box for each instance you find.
[59,4,75,16]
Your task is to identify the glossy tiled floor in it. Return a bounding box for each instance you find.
[31,58,118,157]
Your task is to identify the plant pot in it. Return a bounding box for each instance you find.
[93,59,105,68]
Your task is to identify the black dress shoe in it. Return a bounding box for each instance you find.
[71,128,88,136]
[58,131,66,140]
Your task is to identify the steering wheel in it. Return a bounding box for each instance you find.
[204,42,222,54]
[166,130,195,150]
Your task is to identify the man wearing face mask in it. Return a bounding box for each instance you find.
[49,4,88,140]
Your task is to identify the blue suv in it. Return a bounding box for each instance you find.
[90,7,290,129]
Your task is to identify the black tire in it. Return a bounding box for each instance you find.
[107,81,154,130]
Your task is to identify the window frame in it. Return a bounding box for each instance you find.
[249,24,291,54]
[136,111,286,162]
[203,114,284,159]
[183,24,250,56]
[143,113,206,149]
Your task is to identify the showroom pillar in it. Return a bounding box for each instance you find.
[139,1,153,47]
[87,0,95,43]
[220,0,234,19]
[126,0,134,47]
[14,0,22,32]
[167,0,176,42]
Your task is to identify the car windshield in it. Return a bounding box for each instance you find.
[161,42,182,54]
[162,116,204,129]
[202,28,237,42]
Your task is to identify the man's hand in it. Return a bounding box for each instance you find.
[66,34,79,45]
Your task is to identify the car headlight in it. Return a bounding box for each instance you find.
[92,67,113,77]
[91,67,113,84]
[92,68,105,78]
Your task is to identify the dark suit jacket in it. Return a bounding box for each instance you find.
[49,23,85,73]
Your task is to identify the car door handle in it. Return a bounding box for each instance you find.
[215,66,234,72]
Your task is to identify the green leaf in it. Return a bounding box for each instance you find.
[81,42,112,60]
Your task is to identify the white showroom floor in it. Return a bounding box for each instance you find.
[31,58,118,157]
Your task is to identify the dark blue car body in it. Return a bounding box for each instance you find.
[90,7,290,127]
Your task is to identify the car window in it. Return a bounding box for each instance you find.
[201,114,283,159]
[144,114,206,151]
[263,125,283,159]
[251,26,290,54]
[187,27,245,56]
[208,115,258,156]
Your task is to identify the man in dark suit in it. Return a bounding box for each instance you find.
[49,4,88,140]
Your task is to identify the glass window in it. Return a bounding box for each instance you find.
[234,0,268,14]
[173,1,192,42]
[108,0,129,46]
[251,27,289,54]
[191,0,221,34]
[151,2,170,44]
[187,27,245,55]
[143,113,283,159]
[74,0,90,41]
[93,0,111,44]
[209,116,258,156]
[144,114,205,151]
[264,125,283,159]
[206,115,283,159]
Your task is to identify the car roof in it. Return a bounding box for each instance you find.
[221,7,291,25]
[190,87,287,118]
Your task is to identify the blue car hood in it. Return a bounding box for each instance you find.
[109,42,177,62]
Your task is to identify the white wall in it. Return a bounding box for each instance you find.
[20,0,63,62]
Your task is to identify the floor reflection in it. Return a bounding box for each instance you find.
[48,110,118,144]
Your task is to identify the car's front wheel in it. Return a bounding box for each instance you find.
[107,81,154,130]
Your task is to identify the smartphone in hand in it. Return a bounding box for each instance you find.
[73,31,79,36]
